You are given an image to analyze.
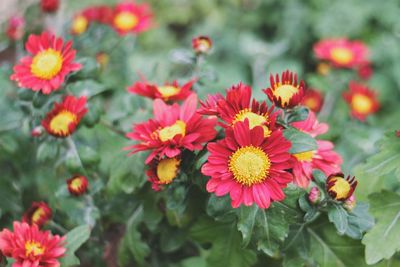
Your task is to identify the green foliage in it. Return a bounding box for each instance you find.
[283,127,318,154]
[60,225,91,266]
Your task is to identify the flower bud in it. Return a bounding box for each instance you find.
[67,175,89,196]
[22,202,52,228]
[326,173,357,201]
[308,186,321,204]
[31,126,44,137]
[344,194,356,212]
[396,130,400,137]
[41,0,59,13]
[192,36,212,54]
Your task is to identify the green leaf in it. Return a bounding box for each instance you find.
[286,106,309,123]
[60,225,91,267]
[66,80,107,98]
[312,169,327,188]
[328,203,348,235]
[362,191,400,264]
[283,127,318,154]
[345,202,374,239]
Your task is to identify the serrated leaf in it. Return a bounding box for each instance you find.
[362,191,400,264]
[328,203,348,235]
[60,225,91,267]
[283,127,318,154]
[345,202,374,239]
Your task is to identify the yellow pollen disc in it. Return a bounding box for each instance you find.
[229,146,271,186]
[351,94,372,114]
[317,62,330,76]
[233,109,271,137]
[25,241,45,257]
[31,49,63,80]
[330,47,354,65]
[70,178,83,191]
[31,208,45,224]
[329,177,351,200]
[304,98,318,110]
[72,15,89,35]
[197,40,211,51]
[156,158,180,184]
[293,150,315,162]
[273,84,299,105]
[114,12,139,31]
[158,120,186,142]
[49,110,77,136]
[158,85,181,99]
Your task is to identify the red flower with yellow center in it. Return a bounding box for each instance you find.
[42,96,88,138]
[217,83,280,137]
[128,79,196,102]
[192,36,212,54]
[71,14,89,35]
[10,32,82,94]
[342,81,379,121]
[202,120,293,209]
[6,15,25,41]
[290,112,342,188]
[301,89,324,113]
[0,222,65,267]
[126,94,217,164]
[67,175,89,196]
[22,202,52,228]
[147,157,181,191]
[263,70,305,109]
[112,2,153,35]
[314,38,368,68]
[326,173,357,201]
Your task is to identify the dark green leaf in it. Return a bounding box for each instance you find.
[283,127,318,154]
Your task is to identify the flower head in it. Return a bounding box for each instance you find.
[202,120,293,209]
[263,70,305,109]
[198,93,224,116]
[71,14,89,35]
[343,81,379,121]
[192,36,212,54]
[42,96,88,138]
[128,79,196,102]
[6,15,25,41]
[82,5,114,24]
[326,173,357,201]
[314,38,368,68]
[217,83,280,137]
[11,32,82,94]
[308,187,321,204]
[67,175,89,196]
[0,222,65,267]
[357,61,373,80]
[40,0,59,13]
[301,89,324,113]
[291,110,329,138]
[126,94,217,163]
[112,2,153,35]
[31,126,44,137]
[22,202,52,228]
[147,157,180,191]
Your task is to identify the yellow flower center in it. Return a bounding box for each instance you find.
[25,241,45,257]
[197,39,211,52]
[114,12,138,31]
[70,177,83,191]
[72,15,89,35]
[273,84,299,106]
[158,120,186,142]
[31,49,63,80]
[229,146,271,186]
[49,110,77,136]
[329,177,351,200]
[31,207,45,224]
[233,109,271,137]
[157,85,181,99]
[351,94,372,114]
[317,62,330,76]
[293,150,315,162]
[330,47,353,65]
[156,158,180,184]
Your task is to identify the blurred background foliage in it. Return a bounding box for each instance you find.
[1,0,400,266]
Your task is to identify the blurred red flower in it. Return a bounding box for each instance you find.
[22,202,52,228]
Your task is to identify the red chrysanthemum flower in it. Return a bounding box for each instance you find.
[192,36,212,54]
[71,14,89,35]
[0,222,65,267]
[42,95,88,138]
[147,157,181,191]
[128,79,196,102]
[10,32,82,94]
[112,2,153,35]
[40,0,59,13]
[357,61,373,80]
[202,120,293,209]
[314,38,368,68]
[217,83,280,137]
[326,173,357,201]
[6,15,25,41]
[290,112,342,188]
[263,70,305,109]
[22,202,52,228]
[198,93,224,116]
[126,94,217,164]
[67,175,89,196]
[301,89,324,113]
[342,81,380,121]
[82,5,114,24]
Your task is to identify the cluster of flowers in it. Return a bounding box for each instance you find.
[127,66,357,209]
